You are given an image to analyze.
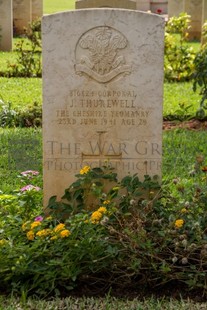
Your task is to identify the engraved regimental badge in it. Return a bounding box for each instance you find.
[75,26,131,83]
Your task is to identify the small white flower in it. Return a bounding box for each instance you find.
[100,216,109,225]
[172,256,178,263]
[181,257,188,265]
[181,239,188,247]
[184,201,190,208]
[194,222,200,228]
[189,243,196,250]
[130,199,135,206]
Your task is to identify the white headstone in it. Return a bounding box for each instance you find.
[184,0,203,40]
[150,0,168,14]
[32,0,43,21]
[0,0,13,51]
[136,0,150,11]
[202,0,207,43]
[168,0,204,40]
[42,9,165,205]
[168,0,185,18]
[13,0,32,35]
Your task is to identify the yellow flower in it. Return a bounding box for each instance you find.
[54,223,65,232]
[103,200,110,205]
[97,206,107,214]
[30,221,41,229]
[50,235,58,240]
[60,229,71,238]
[175,219,184,229]
[80,166,91,175]
[181,208,188,213]
[22,221,30,231]
[0,239,7,246]
[36,229,51,237]
[91,211,103,223]
[27,230,35,241]
[112,186,119,191]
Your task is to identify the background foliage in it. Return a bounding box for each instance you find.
[165,13,195,82]
[0,2,207,306]
[0,12,206,124]
[0,159,207,297]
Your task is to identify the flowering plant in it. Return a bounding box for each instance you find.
[47,165,160,219]
[165,13,195,82]
[1,161,207,297]
[156,8,162,14]
[16,170,42,219]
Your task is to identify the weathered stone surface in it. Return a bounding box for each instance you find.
[184,0,203,40]
[42,9,165,205]
[75,0,136,9]
[0,0,13,51]
[169,0,203,40]
[32,0,43,21]
[168,0,185,17]
[13,0,32,35]
[136,0,151,11]
[202,0,207,43]
[150,0,168,14]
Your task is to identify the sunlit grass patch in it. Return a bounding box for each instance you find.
[44,0,75,14]
[164,82,200,120]
[0,77,42,108]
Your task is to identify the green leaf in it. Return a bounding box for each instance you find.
[73,189,83,200]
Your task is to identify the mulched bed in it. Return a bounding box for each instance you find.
[67,281,207,302]
[163,119,207,130]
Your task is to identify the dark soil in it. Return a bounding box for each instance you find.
[67,282,207,302]
[163,119,207,130]
[63,277,207,302]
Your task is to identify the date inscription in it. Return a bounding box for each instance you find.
[54,88,151,127]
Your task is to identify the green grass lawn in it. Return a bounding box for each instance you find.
[44,0,75,14]
[0,76,201,118]
[0,295,205,310]
[163,82,200,119]
[0,128,42,193]
[0,128,206,192]
[0,78,42,109]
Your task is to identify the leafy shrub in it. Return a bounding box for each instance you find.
[164,13,195,82]
[1,163,207,297]
[0,13,197,83]
[7,19,41,77]
[192,21,207,119]
[17,102,42,127]
[0,98,17,127]
[0,98,42,127]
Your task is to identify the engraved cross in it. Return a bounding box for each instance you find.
[82,131,122,166]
